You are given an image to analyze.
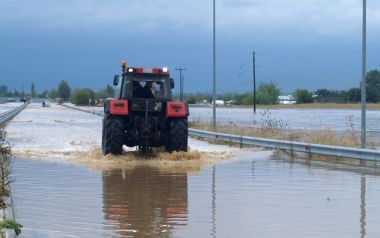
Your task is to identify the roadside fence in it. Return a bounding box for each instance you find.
[0,102,29,127]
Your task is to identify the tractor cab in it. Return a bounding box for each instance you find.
[102,60,188,155]
[113,67,174,101]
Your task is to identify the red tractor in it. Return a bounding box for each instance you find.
[102,60,189,154]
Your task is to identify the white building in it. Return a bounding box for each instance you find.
[278,95,296,104]
[212,100,225,105]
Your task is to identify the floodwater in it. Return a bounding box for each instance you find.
[12,152,380,238]
[6,103,380,237]
[190,107,380,133]
[5,103,242,159]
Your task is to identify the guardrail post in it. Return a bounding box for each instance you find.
[305,145,312,160]
[289,143,294,157]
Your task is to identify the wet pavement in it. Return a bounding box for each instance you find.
[12,152,380,238]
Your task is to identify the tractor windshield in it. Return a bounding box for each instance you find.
[120,77,171,100]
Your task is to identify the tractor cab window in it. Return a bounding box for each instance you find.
[122,77,168,100]
[134,80,165,99]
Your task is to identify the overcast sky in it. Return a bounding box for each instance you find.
[1,0,380,94]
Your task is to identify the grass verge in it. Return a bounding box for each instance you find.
[191,103,380,110]
[0,129,22,236]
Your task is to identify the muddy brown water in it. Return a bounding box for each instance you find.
[12,152,380,238]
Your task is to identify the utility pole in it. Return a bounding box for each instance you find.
[361,0,367,148]
[253,51,256,114]
[212,0,216,131]
[175,68,187,101]
[21,81,24,98]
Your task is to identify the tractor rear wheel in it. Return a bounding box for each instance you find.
[166,118,188,152]
[102,116,124,155]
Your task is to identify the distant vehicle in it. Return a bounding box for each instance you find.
[42,100,51,107]
[102,60,189,154]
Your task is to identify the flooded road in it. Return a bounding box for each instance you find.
[12,152,380,238]
[6,103,380,237]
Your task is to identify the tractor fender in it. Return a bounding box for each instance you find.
[104,99,129,116]
[166,101,189,117]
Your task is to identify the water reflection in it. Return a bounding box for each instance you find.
[102,167,188,237]
[210,166,216,238]
[360,176,366,238]
[275,152,371,238]
[12,155,380,237]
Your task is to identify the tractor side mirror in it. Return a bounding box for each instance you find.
[113,75,120,86]
[170,78,175,89]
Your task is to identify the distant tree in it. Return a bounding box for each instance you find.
[293,89,313,104]
[314,88,348,103]
[256,82,281,105]
[38,90,48,98]
[366,69,380,103]
[71,88,95,105]
[346,88,361,103]
[95,84,115,100]
[234,93,246,105]
[242,93,253,105]
[105,84,114,96]
[57,80,71,101]
[315,88,331,99]
[13,89,20,97]
[0,85,7,97]
[31,83,36,98]
[218,92,246,105]
[186,95,196,104]
[48,89,59,99]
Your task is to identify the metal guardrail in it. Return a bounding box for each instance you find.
[189,128,380,162]
[62,104,380,162]
[62,104,103,116]
[0,103,29,127]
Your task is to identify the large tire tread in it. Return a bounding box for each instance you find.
[102,116,124,155]
[166,118,188,152]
